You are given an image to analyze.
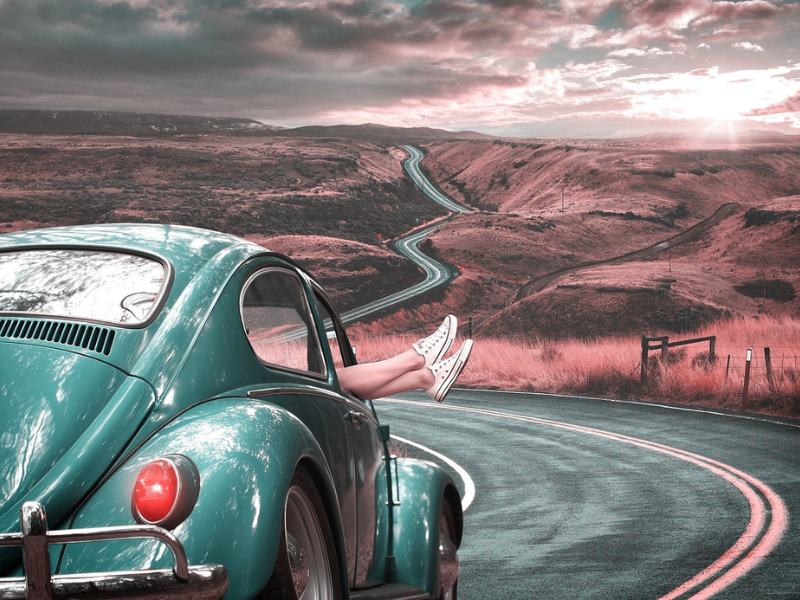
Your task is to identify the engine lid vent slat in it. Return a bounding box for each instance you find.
[0,318,115,356]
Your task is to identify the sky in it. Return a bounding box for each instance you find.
[1,0,799,138]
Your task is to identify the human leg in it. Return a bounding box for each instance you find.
[336,315,471,402]
[336,348,426,399]
[352,365,435,400]
[337,315,456,399]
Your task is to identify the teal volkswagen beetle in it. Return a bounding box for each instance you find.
[0,224,462,600]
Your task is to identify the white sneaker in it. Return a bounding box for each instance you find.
[413,314,457,367]
[426,339,473,403]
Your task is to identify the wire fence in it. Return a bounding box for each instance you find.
[715,347,799,375]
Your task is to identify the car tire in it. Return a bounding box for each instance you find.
[439,497,459,600]
[259,467,343,600]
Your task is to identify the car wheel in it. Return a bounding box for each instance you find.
[259,467,343,600]
[439,498,459,600]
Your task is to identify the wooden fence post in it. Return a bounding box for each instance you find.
[765,347,774,392]
[661,337,669,362]
[742,349,752,411]
[709,336,716,363]
[641,336,649,384]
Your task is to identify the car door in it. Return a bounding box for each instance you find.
[240,264,362,583]
[310,289,389,589]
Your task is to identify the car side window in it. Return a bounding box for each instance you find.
[241,267,325,376]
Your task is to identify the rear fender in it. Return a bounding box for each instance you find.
[391,458,463,597]
[57,398,344,600]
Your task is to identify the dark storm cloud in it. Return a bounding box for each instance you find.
[0,0,267,76]
[624,0,784,28]
[0,0,544,107]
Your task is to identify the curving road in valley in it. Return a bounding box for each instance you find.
[338,146,469,324]
[376,390,800,599]
[339,222,457,324]
[401,145,472,214]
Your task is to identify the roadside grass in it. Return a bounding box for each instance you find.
[349,316,800,418]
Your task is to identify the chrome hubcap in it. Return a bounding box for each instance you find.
[287,532,309,598]
[285,485,333,600]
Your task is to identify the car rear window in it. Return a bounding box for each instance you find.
[0,249,167,325]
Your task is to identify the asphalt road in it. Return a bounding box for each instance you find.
[375,390,800,599]
[338,145,467,325]
[401,145,472,214]
[339,222,457,325]
[516,203,741,300]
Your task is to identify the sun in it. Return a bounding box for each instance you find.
[681,81,745,122]
[626,67,789,131]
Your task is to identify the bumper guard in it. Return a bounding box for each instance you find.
[0,501,228,600]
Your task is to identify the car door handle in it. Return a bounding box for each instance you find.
[347,411,367,428]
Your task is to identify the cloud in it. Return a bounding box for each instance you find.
[746,92,800,115]
[608,46,675,58]
[690,67,718,76]
[0,0,798,135]
[733,41,765,52]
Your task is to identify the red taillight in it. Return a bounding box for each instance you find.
[131,455,199,529]
[133,459,179,523]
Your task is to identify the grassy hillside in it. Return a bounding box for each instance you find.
[0,134,444,243]
[2,126,799,345]
[404,137,800,340]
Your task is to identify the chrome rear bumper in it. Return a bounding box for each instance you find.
[0,501,228,600]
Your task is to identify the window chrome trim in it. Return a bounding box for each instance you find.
[239,266,328,379]
[247,385,378,427]
[0,245,174,329]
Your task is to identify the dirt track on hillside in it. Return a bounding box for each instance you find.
[515,202,741,301]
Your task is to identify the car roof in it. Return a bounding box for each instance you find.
[0,223,269,274]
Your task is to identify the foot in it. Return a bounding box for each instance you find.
[413,315,457,368]
[426,339,473,403]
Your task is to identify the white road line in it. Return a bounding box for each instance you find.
[475,387,800,430]
[390,434,476,512]
[401,145,472,214]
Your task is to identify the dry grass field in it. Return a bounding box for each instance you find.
[350,315,800,418]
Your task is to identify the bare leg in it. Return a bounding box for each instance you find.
[337,348,432,399]
[359,368,435,399]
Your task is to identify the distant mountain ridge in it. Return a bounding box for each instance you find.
[0,109,492,142]
[272,122,493,143]
[0,110,278,136]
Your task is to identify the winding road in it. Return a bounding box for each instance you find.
[344,146,739,322]
[337,146,470,325]
[377,391,800,599]
[401,145,472,214]
[339,222,457,324]
[516,202,741,300]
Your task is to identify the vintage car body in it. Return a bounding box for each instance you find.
[0,224,462,600]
